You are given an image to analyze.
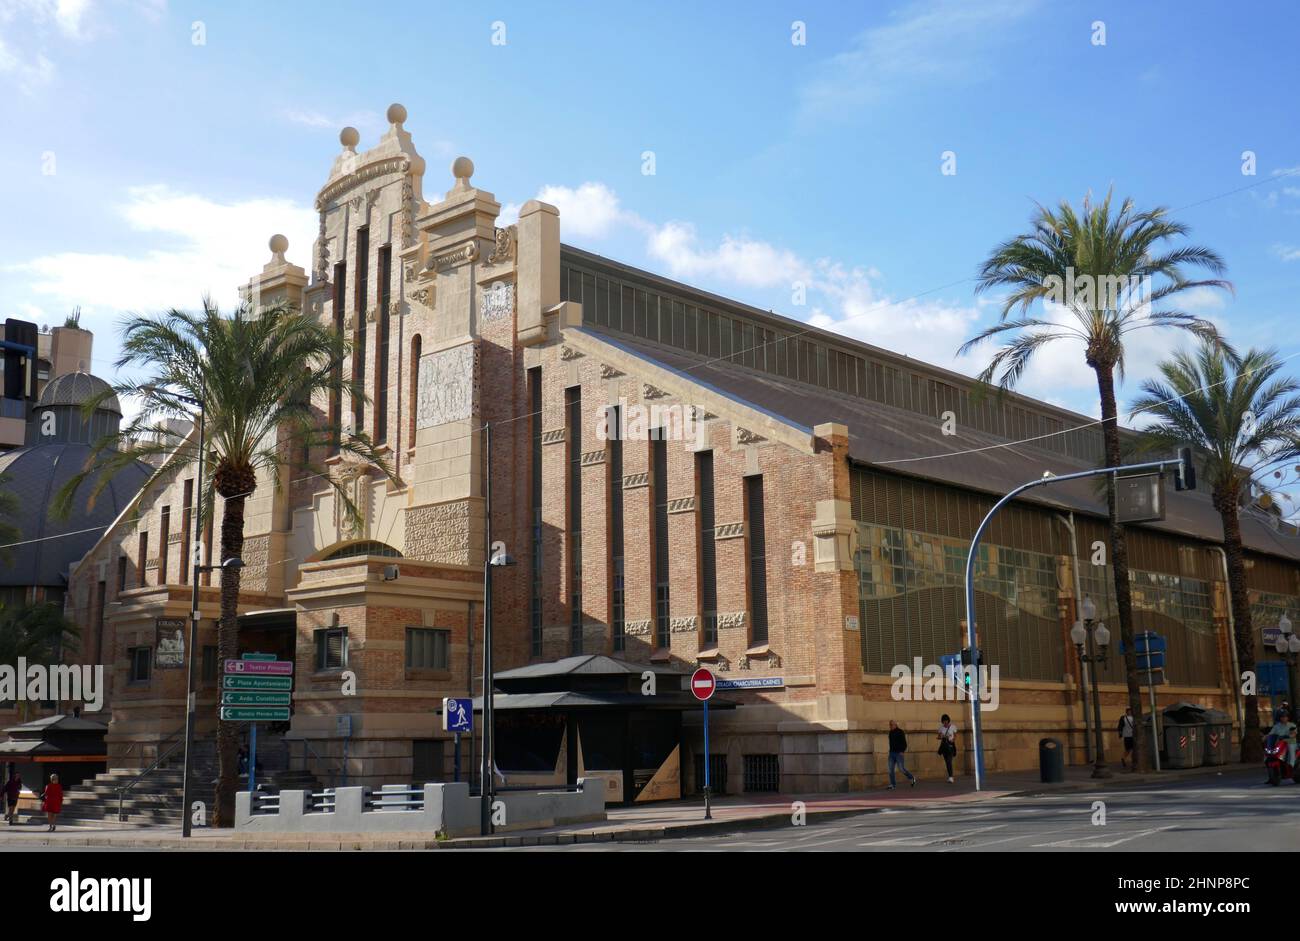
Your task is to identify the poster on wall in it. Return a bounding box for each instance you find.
[155,618,186,669]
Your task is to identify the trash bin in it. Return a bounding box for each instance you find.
[1162,703,1208,769]
[1039,737,1064,783]
[1202,709,1233,766]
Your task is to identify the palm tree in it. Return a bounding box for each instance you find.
[0,602,80,722]
[55,298,390,826]
[960,189,1231,770]
[1130,342,1300,761]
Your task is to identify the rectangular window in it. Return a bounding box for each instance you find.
[652,428,670,649]
[566,386,583,655]
[315,628,348,671]
[745,475,768,645]
[609,405,625,652]
[117,554,127,594]
[376,244,391,444]
[529,368,543,657]
[94,580,106,664]
[353,225,369,434]
[137,531,149,588]
[406,628,450,670]
[331,261,347,452]
[743,754,780,792]
[158,505,170,584]
[180,478,193,585]
[128,647,152,684]
[697,451,717,646]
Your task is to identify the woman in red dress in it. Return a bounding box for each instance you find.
[40,773,63,831]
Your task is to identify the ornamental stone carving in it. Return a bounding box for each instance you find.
[623,620,651,637]
[405,501,472,565]
[411,287,433,307]
[314,210,329,282]
[643,383,668,400]
[623,472,650,489]
[560,345,583,361]
[600,363,624,379]
[480,281,514,322]
[580,449,606,466]
[714,521,746,540]
[487,225,515,265]
[541,428,566,446]
[416,345,475,430]
[667,496,696,514]
[670,616,697,633]
[690,405,717,422]
[736,427,766,445]
[434,243,478,270]
[717,611,747,629]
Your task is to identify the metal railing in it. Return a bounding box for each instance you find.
[288,738,345,789]
[366,787,424,812]
[116,724,186,822]
[251,792,280,816]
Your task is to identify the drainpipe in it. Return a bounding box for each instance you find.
[1056,513,1093,763]
[1210,547,1245,743]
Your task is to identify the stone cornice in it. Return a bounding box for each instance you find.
[316,154,411,211]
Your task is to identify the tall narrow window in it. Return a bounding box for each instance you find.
[117,555,127,594]
[180,478,193,585]
[353,225,369,434]
[94,580,106,664]
[376,244,391,444]
[158,506,170,584]
[409,335,422,447]
[566,386,583,655]
[203,513,214,585]
[697,451,718,646]
[745,475,768,645]
[137,531,149,588]
[331,261,347,452]
[652,428,670,649]
[608,405,625,652]
[529,368,543,657]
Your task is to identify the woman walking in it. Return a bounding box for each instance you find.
[40,773,63,831]
[937,714,958,783]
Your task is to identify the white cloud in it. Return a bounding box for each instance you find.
[5,184,317,330]
[0,34,54,92]
[1273,245,1300,263]
[799,0,1039,120]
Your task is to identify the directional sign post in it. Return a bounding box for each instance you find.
[223,653,294,793]
[691,667,716,820]
[443,698,473,783]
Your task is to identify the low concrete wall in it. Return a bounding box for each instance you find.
[235,780,605,837]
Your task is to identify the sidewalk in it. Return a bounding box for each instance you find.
[0,761,1253,851]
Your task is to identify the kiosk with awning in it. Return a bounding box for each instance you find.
[473,655,735,805]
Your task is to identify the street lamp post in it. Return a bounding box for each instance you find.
[179,394,204,839]
[478,422,516,836]
[1071,597,1112,779]
[1274,613,1299,713]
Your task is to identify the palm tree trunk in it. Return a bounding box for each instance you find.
[1094,364,1147,770]
[211,484,250,827]
[1215,485,1263,762]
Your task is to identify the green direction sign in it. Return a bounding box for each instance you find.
[220,706,290,722]
[221,691,291,706]
[221,675,292,691]
[241,652,277,662]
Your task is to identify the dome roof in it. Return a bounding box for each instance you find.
[37,372,120,415]
[0,444,151,588]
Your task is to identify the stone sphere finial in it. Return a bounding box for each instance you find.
[340,126,360,150]
[452,155,474,184]
[386,103,407,126]
[409,155,426,177]
[269,234,289,265]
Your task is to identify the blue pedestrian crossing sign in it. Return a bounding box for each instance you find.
[442,697,473,733]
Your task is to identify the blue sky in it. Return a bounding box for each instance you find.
[2,1,1298,457]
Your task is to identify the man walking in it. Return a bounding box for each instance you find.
[1118,707,1136,770]
[886,720,917,790]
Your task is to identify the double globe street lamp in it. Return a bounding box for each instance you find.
[1070,596,1112,779]
[1274,613,1299,713]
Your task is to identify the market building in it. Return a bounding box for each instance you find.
[60,104,1300,801]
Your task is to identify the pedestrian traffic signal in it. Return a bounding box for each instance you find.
[1174,446,1197,492]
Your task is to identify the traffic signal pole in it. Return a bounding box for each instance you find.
[963,456,1189,791]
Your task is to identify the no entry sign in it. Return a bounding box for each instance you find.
[690,667,716,701]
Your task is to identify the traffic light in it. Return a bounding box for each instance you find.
[1174,446,1197,492]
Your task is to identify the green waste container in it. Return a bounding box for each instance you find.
[1202,709,1233,766]
[1039,738,1064,783]
[1163,703,1208,769]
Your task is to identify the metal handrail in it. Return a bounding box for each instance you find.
[290,737,344,788]
[116,724,186,821]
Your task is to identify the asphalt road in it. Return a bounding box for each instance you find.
[505,768,1300,852]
